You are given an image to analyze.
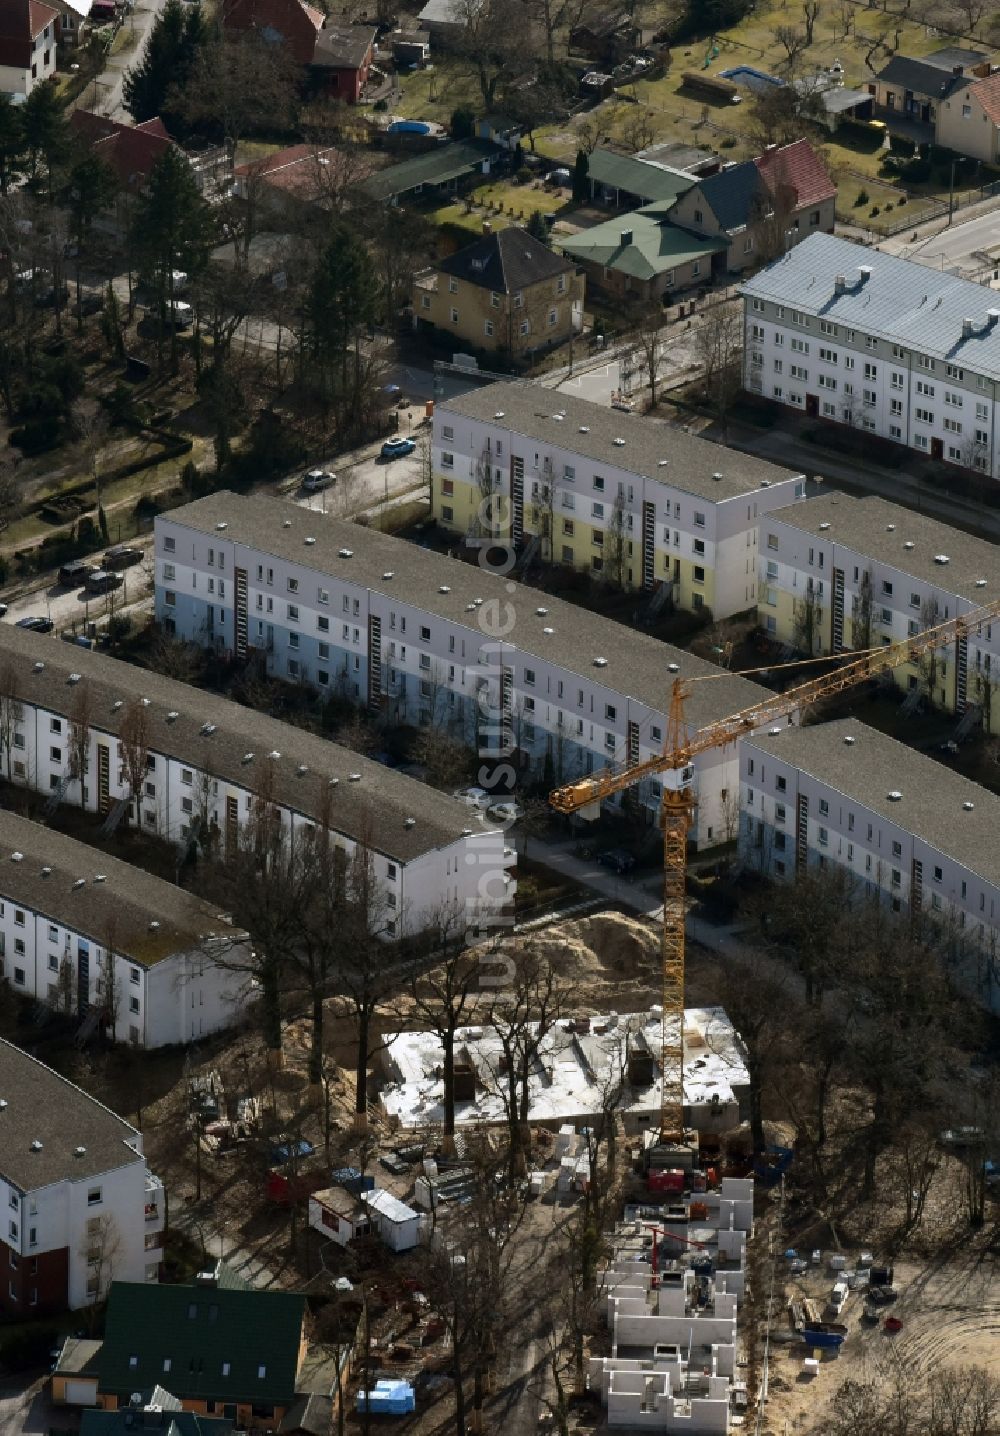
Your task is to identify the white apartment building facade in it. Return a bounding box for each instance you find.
[430,381,805,619]
[0,623,511,938]
[0,811,250,1047]
[758,492,1000,729]
[0,1038,164,1316]
[739,720,1000,1011]
[742,231,1000,478]
[153,492,790,848]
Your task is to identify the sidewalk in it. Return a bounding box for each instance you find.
[519,835,664,917]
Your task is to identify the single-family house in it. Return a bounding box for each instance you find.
[558,204,725,302]
[390,28,429,67]
[414,0,474,47]
[46,0,90,47]
[412,224,584,355]
[0,0,58,101]
[362,137,497,204]
[221,0,323,64]
[668,138,835,274]
[69,110,182,215]
[869,46,991,131]
[567,138,833,295]
[584,147,694,209]
[938,68,1000,162]
[86,1268,309,1426]
[234,142,346,216]
[310,22,375,102]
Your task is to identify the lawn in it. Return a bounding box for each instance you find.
[523,0,991,216]
[393,62,480,125]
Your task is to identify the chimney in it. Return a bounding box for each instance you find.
[834,274,846,294]
[953,63,964,75]
[963,317,974,337]
[620,229,633,247]
[857,265,872,284]
[987,308,1000,326]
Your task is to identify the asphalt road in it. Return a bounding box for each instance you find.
[90,0,167,118]
[881,205,1000,277]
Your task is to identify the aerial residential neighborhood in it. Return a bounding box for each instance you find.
[0,0,999,1431]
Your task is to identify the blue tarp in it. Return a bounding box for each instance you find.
[357,1380,416,1415]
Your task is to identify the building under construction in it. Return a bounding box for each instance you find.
[379,1006,750,1136]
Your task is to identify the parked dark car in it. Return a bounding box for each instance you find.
[85,569,123,595]
[15,616,54,633]
[34,284,70,309]
[103,544,143,571]
[59,559,97,587]
[598,848,636,874]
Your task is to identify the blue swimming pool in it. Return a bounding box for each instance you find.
[720,65,785,94]
[388,120,432,135]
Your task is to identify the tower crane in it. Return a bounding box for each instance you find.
[549,594,1000,1144]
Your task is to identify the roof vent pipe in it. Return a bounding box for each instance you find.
[834,274,846,294]
[962,318,974,338]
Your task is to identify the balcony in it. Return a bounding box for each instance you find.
[144,1174,164,1228]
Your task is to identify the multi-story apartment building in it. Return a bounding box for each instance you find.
[0,1038,164,1316]
[428,382,805,618]
[0,811,249,1047]
[742,231,1000,478]
[154,492,792,848]
[758,492,1000,730]
[0,623,510,938]
[738,720,1000,1011]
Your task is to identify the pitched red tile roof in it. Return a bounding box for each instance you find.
[70,109,178,192]
[221,0,323,63]
[28,0,56,33]
[969,70,1000,124]
[754,138,836,210]
[235,143,346,201]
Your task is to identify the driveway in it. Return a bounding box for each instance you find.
[91,0,169,118]
[0,1373,78,1434]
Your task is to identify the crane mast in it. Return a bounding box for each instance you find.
[549,593,1000,1142]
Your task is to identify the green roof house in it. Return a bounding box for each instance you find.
[558,204,726,303]
[95,1274,308,1428]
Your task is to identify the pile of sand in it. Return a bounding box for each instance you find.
[517,911,662,1006]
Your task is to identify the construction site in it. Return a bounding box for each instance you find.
[42,594,1000,1436]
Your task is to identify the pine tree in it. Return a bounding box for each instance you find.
[123,0,202,124]
[131,146,212,372]
[22,81,69,194]
[306,226,377,413]
[571,148,590,204]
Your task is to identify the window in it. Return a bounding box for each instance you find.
[863,362,877,380]
[484,320,494,338]
[915,407,934,425]
[820,320,838,336]
[605,703,616,721]
[258,1365,267,1379]
[752,298,764,313]
[890,397,902,416]
[945,389,963,407]
[87,1187,102,1206]
[916,380,934,397]
[163,536,175,553]
[776,775,787,793]
[944,417,962,434]
[449,307,458,324]
[962,102,972,118]
[790,337,808,354]
[693,566,705,583]
[164,590,176,608]
[892,344,906,359]
[130,997,140,1014]
[818,375,836,391]
[818,798,829,816]
[286,577,298,594]
[819,347,837,364]
[440,451,454,470]
[914,432,929,450]
[918,355,935,372]
[890,370,904,390]
[222,1362,231,1377]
